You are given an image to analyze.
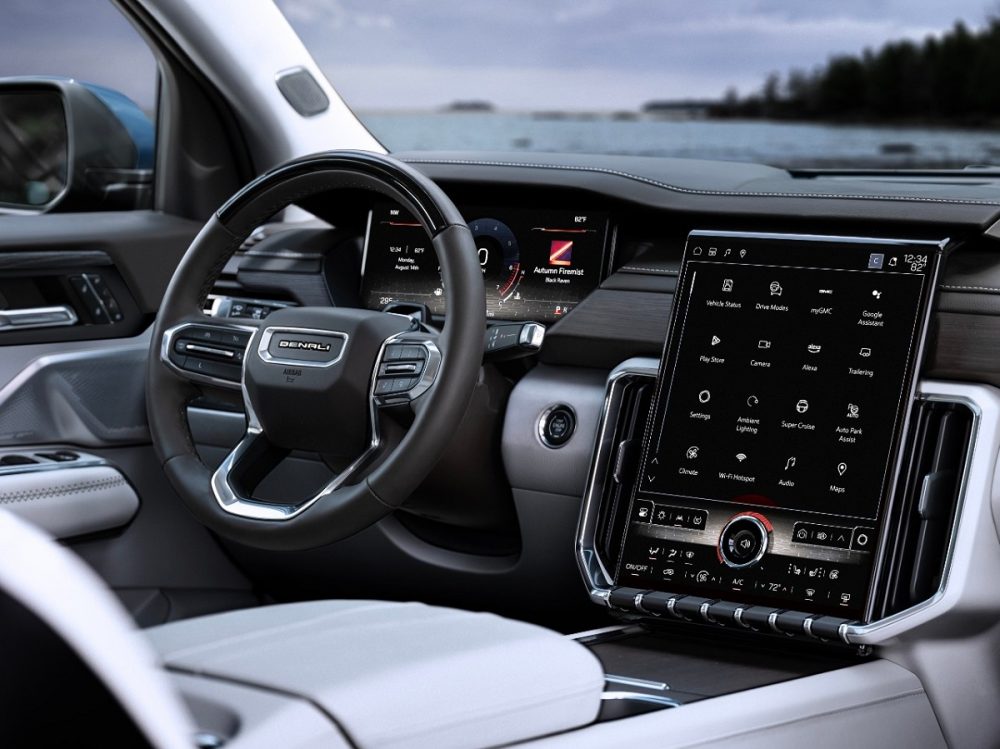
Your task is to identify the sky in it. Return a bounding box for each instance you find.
[0,0,995,113]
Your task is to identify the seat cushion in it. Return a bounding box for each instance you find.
[147,600,603,749]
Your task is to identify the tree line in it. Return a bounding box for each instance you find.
[711,18,1000,124]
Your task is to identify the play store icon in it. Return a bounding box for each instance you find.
[711,336,721,346]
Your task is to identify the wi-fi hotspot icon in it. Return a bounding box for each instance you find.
[736,453,747,462]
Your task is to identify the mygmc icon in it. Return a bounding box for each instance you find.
[278,339,332,352]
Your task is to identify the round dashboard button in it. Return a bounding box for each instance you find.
[539,405,576,448]
[718,513,771,569]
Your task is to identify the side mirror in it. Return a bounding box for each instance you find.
[0,77,154,214]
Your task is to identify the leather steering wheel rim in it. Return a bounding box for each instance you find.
[147,151,485,551]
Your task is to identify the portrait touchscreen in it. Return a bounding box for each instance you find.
[616,231,942,619]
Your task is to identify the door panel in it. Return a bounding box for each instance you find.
[0,211,257,625]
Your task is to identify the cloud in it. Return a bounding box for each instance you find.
[1,0,992,113]
[0,0,158,110]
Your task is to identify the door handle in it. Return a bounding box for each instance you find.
[0,305,77,331]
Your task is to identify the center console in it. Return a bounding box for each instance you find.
[579,230,977,645]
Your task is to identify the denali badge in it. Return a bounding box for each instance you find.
[278,339,332,352]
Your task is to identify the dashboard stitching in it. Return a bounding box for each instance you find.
[408,158,1000,206]
[620,265,678,274]
[940,284,1000,293]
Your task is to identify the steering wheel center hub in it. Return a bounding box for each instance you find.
[245,307,412,457]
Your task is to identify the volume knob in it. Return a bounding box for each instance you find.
[718,512,771,569]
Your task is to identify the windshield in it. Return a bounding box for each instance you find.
[277,1,1000,170]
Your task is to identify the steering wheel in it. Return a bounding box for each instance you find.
[147,151,485,551]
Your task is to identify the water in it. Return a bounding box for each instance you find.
[360,112,1000,170]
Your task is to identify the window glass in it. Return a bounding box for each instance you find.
[278,1,1000,169]
[0,0,157,211]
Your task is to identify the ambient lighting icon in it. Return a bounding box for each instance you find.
[549,240,573,266]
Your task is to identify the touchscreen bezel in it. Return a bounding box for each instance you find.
[619,230,944,622]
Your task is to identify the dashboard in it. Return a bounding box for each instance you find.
[361,203,608,322]
[200,152,1000,746]
[210,152,1000,646]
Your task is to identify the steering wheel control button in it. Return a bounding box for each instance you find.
[165,324,253,385]
[384,343,428,361]
[539,405,576,448]
[375,376,420,395]
[718,513,772,569]
[375,342,433,400]
[378,361,424,377]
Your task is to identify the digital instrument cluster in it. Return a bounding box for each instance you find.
[615,231,942,619]
[361,204,608,322]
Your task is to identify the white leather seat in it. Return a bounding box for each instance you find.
[0,508,605,748]
[0,509,194,748]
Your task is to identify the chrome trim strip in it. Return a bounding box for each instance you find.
[0,305,77,331]
[803,616,816,638]
[359,208,374,286]
[767,611,782,634]
[717,514,769,569]
[699,601,713,622]
[666,596,679,618]
[734,607,747,628]
[396,337,442,402]
[843,382,986,644]
[605,675,670,691]
[600,691,679,708]
[567,624,637,642]
[575,356,661,604]
[257,326,348,368]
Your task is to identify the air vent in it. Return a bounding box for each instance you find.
[594,373,656,569]
[876,399,974,618]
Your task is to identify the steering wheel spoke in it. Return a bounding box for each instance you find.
[160,317,258,390]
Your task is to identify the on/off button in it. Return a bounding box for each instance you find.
[539,405,576,448]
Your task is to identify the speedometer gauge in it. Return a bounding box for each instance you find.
[469,217,523,302]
